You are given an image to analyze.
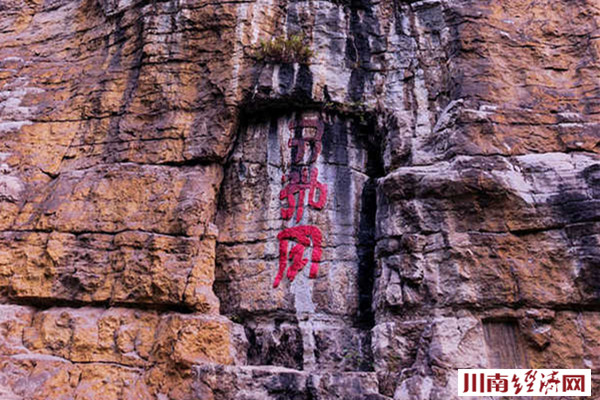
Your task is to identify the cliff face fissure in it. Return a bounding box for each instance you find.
[356,128,384,330]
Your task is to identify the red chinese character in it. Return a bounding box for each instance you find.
[563,375,585,392]
[487,373,508,393]
[280,167,328,223]
[463,372,485,393]
[539,371,560,394]
[274,226,323,288]
[288,118,324,164]
[524,369,537,392]
[512,374,523,395]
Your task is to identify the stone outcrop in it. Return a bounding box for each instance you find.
[1,0,599,398]
[194,365,388,400]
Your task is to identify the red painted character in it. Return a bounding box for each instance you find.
[280,167,328,223]
[511,374,523,395]
[273,226,323,288]
[563,375,585,392]
[539,371,560,395]
[288,118,324,164]
[524,370,538,392]
[487,373,508,393]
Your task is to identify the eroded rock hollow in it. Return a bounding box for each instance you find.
[1,0,599,398]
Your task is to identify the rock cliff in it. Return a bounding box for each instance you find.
[0,0,599,398]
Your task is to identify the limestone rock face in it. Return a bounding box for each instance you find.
[1,0,600,398]
[194,365,389,400]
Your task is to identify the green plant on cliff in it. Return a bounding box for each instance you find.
[256,33,314,64]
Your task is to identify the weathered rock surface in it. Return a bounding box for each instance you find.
[3,305,245,365]
[194,365,390,400]
[0,304,247,399]
[1,0,600,398]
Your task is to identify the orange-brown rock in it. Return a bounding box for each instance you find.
[0,305,245,366]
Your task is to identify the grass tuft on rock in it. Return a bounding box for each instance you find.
[256,33,314,64]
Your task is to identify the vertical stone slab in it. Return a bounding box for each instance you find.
[483,320,529,369]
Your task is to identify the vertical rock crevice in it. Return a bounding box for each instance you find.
[357,128,385,330]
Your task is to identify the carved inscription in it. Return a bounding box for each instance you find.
[273,117,328,288]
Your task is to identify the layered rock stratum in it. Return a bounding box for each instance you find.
[0,0,599,398]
